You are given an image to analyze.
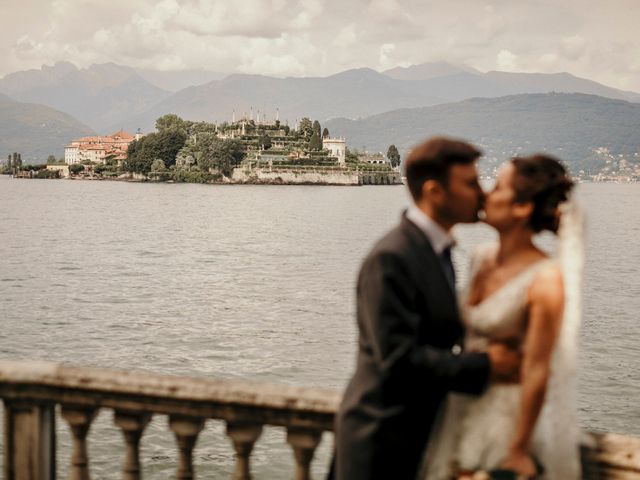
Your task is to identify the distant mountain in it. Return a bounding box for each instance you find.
[0,62,170,132]
[3,61,640,136]
[117,68,446,132]
[120,65,640,133]
[134,68,226,92]
[324,93,640,173]
[0,95,94,163]
[383,61,481,80]
[483,71,637,102]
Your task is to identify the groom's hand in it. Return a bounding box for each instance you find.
[487,342,521,383]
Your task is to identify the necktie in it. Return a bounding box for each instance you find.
[441,245,456,292]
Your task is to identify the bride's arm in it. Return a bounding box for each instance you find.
[502,265,564,474]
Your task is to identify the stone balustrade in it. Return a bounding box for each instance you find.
[0,360,638,479]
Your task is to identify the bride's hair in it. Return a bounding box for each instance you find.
[511,154,574,234]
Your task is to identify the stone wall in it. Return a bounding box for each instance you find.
[232,168,360,185]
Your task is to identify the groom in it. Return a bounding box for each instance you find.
[330,137,521,480]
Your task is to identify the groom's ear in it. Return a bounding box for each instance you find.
[422,179,446,204]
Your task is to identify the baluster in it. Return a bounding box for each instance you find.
[168,415,204,480]
[226,422,263,480]
[3,399,56,480]
[61,406,98,480]
[114,411,151,480]
[286,427,322,480]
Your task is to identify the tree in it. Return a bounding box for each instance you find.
[123,130,187,174]
[387,144,401,168]
[345,148,359,163]
[312,120,321,140]
[155,114,187,134]
[150,159,166,172]
[298,117,313,139]
[322,127,330,139]
[70,164,85,175]
[309,132,322,151]
[47,154,56,164]
[259,133,272,150]
[156,130,187,168]
[197,138,245,176]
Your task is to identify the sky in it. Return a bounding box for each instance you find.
[1,0,639,91]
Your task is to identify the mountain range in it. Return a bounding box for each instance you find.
[0,93,94,163]
[117,65,640,133]
[1,61,639,165]
[2,61,639,134]
[325,92,640,174]
[0,62,170,132]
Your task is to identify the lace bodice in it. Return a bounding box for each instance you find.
[422,244,579,480]
[461,244,554,353]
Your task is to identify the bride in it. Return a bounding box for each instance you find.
[422,154,583,480]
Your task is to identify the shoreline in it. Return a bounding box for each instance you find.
[2,172,637,185]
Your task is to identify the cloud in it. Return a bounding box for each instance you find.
[496,49,518,71]
[333,24,358,48]
[0,0,639,92]
[378,43,396,69]
[560,35,587,60]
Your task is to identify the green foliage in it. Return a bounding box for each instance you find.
[308,132,322,151]
[21,164,46,171]
[259,133,272,150]
[298,117,313,139]
[70,164,85,174]
[188,121,217,136]
[124,130,187,174]
[345,148,359,163]
[387,144,400,168]
[322,127,329,139]
[171,170,222,183]
[150,159,166,172]
[155,114,188,135]
[46,154,57,164]
[312,120,321,139]
[35,169,61,179]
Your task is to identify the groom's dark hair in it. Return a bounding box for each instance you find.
[405,136,481,201]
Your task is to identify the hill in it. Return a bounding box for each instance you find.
[0,62,170,132]
[115,68,445,132]
[324,93,640,175]
[0,95,94,163]
[383,61,481,80]
[3,61,639,136]
[119,65,640,133]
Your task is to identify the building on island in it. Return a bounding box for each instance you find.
[65,130,141,165]
[322,137,346,165]
[46,164,70,178]
[358,152,390,165]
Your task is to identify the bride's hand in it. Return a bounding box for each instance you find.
[501,450,537,478]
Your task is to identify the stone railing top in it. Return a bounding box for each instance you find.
[0,360,340,428]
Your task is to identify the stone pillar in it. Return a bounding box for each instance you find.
[169,415,204,480]
[3,399,56,480]
[286,427,322,480]
[114,411,151,480]
[226,422,263,480]
[61,406,98,480]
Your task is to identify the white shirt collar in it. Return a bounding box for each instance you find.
[406,204,455,255]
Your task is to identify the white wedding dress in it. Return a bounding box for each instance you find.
[422,201,584,480]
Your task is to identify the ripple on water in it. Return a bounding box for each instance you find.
[0,180,639,478]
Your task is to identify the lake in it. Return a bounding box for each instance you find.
[0,176,638,478]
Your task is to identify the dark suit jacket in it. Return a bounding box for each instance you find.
[332,214,491,480]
